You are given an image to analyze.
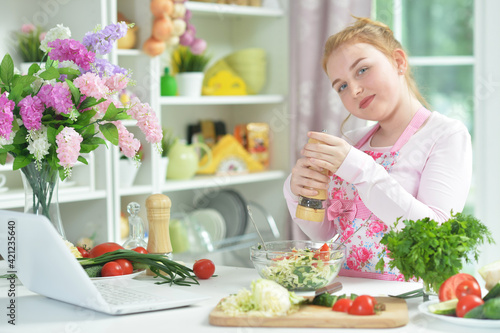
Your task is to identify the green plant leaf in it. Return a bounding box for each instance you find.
[12,155,31,170]
[76,109,97,125]
[77,155,88,165]
[65,79,80,105]
[47,126,58,145]
[13,127,28,145]
[0,54,14,87]
[0,152,7,165]
[83,137,107,147]
[99,123,119,146]
[102,102,119,121]
[39,66,60,80]
[79,143,99,154]
[79,97,105,110]
[58,67,80,77]
[27,63,41,76]
[9,82,24,104]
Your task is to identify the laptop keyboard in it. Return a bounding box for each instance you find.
[94,282,163,306]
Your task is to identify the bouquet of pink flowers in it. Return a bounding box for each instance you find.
[0,22,162,178]
[17,24,46,62]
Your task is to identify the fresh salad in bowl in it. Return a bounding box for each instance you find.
[250,240,345,291]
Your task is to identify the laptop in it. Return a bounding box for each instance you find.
[0,210,209,315]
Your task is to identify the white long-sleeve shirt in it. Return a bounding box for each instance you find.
[285,111,473,242]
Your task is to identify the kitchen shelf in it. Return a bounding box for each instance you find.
[186,1,284,17]
[0,188,107,209]
[159,94,285,105]
[116,49,142,56]
[119,184,154,196]
[161,170,286,192]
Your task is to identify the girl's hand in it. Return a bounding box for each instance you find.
[290,156,331,197]
[304,131,351,173]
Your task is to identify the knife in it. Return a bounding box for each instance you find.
[314,281,343,296]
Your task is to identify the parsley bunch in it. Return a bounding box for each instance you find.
[375,212,494,292]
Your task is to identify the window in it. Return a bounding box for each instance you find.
[374,0,475,213]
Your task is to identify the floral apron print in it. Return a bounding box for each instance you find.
[327,107,431,280]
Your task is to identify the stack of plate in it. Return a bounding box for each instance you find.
[194,189,248,240]
[188,209,226,246]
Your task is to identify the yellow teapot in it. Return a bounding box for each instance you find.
[167,140,212,180]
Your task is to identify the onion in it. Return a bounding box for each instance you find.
[142,37,166,57]
[152,16,173,41]
[150,0,174,18]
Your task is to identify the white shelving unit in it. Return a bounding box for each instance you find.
[0,1,290,265]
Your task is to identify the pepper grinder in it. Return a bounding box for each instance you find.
[123,202,148,249]
[145,193,173,276]
[295,137,328,222]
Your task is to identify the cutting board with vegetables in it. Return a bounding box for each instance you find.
[209,296,408,328]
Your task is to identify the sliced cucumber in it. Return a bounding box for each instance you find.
[428,299,458,316]
[483,282,500,301]
[463,304,485,319]
[483,298,500,319]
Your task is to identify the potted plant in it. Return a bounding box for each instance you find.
[172,46,211,97]
[16,24,47,73]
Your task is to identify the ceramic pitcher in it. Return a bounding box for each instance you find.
[167,140,212,179]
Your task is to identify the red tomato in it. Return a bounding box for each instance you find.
[455,280,482,300]
[114,259,133,275]
[456,294,484,318]
[332,298,353,312]
[438,273,478,302]
[101,261,124,277]
[132,246,148,254]
[77,246,89,258]
[193,259,215,279]
[89,242,124,258]
[348,295,375,316]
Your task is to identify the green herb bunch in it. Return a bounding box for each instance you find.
[172,46,211,73]
[375,212,494,293]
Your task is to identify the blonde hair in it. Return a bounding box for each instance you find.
[323,17,429,111]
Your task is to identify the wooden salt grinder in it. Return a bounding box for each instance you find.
[145,193,172,276]
[295,138,328,222]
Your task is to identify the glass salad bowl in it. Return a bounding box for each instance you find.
[250,240,346,291]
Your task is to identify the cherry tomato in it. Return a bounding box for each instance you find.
[455,280,482,300]
[77,246,89,258]
[348,295,375,316]
[89,242,124,258]
[114,259,134,275]
[101,261,124,277]
[193,259,215,279]
[332,298,353,312]
[439,273,478,302]
[132,246,148,254]
[456,294,484,318]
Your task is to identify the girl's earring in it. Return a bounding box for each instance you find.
[399,69,403,73]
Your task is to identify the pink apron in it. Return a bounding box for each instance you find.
[327,107,431,281]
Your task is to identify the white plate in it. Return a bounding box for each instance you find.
[90,270,144,281]
[418,300,500,328]
[189,209,226,243]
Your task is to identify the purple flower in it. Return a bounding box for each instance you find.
[88,58,128,78]
[0,92,15,140]
[48,39,95,71]
[83,22,128,55]
[19,95,45,131]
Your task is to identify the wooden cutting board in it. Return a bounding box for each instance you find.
[209,296,408,328]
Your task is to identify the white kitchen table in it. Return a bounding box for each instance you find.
[0,260,496,333]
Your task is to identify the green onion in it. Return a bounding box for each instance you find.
[78,249,198,286]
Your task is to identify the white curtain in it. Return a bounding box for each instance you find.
[288,0,372,239]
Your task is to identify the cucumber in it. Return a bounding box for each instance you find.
[428,299,458,316]
[463,304,485,319]
[483,298,500,319]
[483,282,500,301]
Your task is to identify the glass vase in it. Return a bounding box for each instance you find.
[20,161,66,239]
